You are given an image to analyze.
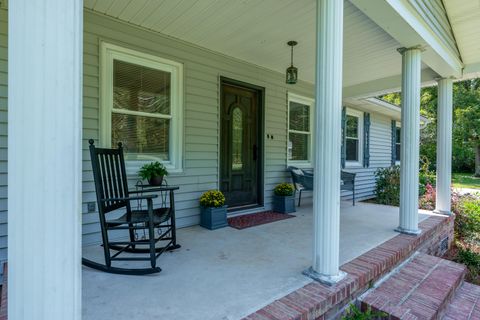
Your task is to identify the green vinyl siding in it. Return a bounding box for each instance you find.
[0,8,403,252]
[81,10,315,244]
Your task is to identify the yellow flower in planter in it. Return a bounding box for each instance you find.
[273,183,294,196]
[200,190,226,208]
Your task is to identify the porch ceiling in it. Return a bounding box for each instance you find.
[443,0,480,76]
[85,0,408,88]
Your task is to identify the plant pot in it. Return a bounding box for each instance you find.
[272,195,296,213]
[200,205,228,230]
[148,175,164,186]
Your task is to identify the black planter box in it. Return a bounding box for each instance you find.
[200,205,228,230]
[272,195,296,213]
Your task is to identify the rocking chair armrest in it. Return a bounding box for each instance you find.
[100,194,158,202]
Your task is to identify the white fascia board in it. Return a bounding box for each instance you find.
[343,68,439,99]
[350,0,463,78]
[463,62,480,80]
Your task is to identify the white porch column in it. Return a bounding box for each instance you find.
[435,78,454,214]
[303,0,346,285]
[8,1,83,319]
[397,47,422,235]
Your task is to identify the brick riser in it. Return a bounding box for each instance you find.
[360,253,466,320]
[443,282,480,320]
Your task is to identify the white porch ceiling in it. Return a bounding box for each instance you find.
[85,0,406,88]
[443,0,480,74]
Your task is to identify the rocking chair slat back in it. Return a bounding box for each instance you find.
[89,139,131,214]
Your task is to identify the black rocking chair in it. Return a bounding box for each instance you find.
[82,139,180,275]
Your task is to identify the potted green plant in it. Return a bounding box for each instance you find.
[273,183,296,213]
[199,190,228,230]
[138,161,168,186]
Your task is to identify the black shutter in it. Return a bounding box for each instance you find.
[391,120,397,166]
[363,112,370,168]
[341,107,346,169]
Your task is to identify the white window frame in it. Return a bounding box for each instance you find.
[100,42,184,174]
[287,93,314,168]
[395,122,401,165]
[345,108,364,168]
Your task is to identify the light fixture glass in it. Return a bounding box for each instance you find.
[286,41,298,84]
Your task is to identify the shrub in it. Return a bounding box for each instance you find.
[375,159,436,206]
[455,242,480,283]
[342,304,387,320]
[199,190,225,208]
[454,195,480,242]
[374,166,400,206]
[273,183,294,196]
[418,183,436,210]
[138,161,168,180]
[419,156,436,196]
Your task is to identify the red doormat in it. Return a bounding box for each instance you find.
[227,211,295,230]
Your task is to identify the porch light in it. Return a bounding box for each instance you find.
[286,41,298,84]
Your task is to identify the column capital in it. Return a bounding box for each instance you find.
[397,46,426,55]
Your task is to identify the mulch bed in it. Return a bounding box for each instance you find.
[227,211,295,230]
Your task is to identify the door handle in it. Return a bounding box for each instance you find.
[253,145,258,161]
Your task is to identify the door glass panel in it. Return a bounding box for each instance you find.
[232,107,243,170]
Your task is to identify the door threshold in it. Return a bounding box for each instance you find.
[227,205,266,217]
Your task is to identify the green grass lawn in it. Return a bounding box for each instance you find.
[452,172,480,189]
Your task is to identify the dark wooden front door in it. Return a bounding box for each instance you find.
[220,81,262,209]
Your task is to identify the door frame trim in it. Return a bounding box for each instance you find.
[219,76,265,210]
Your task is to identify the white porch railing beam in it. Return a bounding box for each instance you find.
[435,78,453,215]
[303,0,346,285]
[8,0,83,319]
[396,47,422,235]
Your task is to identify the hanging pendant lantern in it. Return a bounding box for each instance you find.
[286,41,298,84]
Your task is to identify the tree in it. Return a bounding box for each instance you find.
[380,79,480,175]
[455,106,480,176]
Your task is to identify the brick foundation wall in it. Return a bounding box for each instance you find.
[244,214,455,320]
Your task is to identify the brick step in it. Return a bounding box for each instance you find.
[442,282,480,320]
[359,253,466,320]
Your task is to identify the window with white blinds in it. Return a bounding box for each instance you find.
[287,93,314,167]
[101,43,184,173]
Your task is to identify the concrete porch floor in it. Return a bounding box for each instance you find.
[82,201,431,320]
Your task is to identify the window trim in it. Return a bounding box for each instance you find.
[100,42,184,174]
[395,122,401,165]
[287,93,314,168]
[345,108,364,168]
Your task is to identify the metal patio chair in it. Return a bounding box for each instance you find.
[288,167,356,206]
[288,166,313,206]
[341,171,356,206]
[82,139,180,275]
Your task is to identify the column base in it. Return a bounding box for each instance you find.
[395,226,422,235]
[302,267,347,286]
[433,209,452,216]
